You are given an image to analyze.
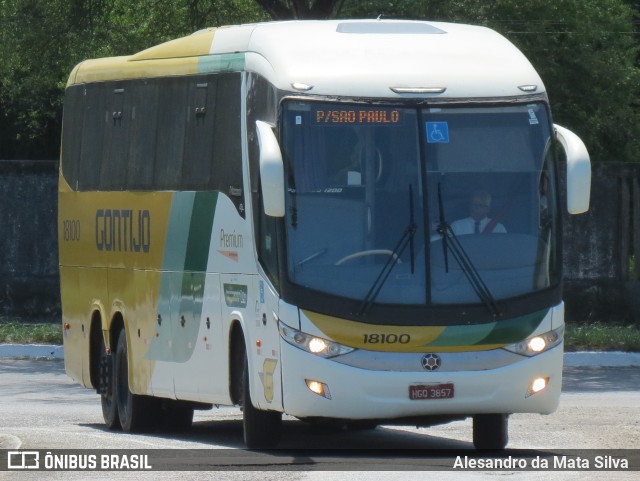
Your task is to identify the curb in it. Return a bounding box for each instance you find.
[0,344,64,360]
[1,344,639,367]
[563,351,640,368]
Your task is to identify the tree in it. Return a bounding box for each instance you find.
[0,0,264,159]
[253,0,341,19]
[473,0,640,163]
[0,0,87,159]
[337,0,640,162]
[1,0,638,161]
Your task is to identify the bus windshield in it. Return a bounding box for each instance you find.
[281,100,558,308]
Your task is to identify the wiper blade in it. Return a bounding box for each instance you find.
[441,224,501,318]
[358,185,417,317]
[296,248,327,267]
[436,183,449,272]
[408,184,416,275]
[436,182,501,318]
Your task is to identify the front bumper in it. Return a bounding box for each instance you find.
[281,340,563,421]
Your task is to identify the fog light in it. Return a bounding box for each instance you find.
[305,379,331,399]
[526,377,549,397]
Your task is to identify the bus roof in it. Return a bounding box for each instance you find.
[68,19,545,100]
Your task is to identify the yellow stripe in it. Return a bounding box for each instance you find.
[130,29,216,61]
[302,310,445,353]
[67,29,217,86]
[69,57,200,85]
[58,191,172,270]
[302,310,513,353]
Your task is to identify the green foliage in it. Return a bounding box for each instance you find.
[477,0,640,163]
[253,0,340,19]
[338,0,640,163]
[565,322,640,351]
[0,0,639,162]
[0,0,264,160]
[0,320,63,344]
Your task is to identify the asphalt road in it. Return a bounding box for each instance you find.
[0,360,638,480]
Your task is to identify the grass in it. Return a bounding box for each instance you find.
[565,322,640,352]
[0,319,639,352]
[0,320,63,344]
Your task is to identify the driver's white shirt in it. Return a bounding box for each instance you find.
[449,217,506,235]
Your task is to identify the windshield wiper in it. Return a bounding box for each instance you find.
[436,182,501,318]
[358,185,417,317]
[296,248,328,268]
[437,183,450,272]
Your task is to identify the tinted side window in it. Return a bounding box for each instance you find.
[155,77,188,190]
[127,80,158,190]
[60,85,83,188]
[60,73,244,215]
[182,78,216,189]
[100,85,130,190]
[212,74,243,213]
[79,82,106,190]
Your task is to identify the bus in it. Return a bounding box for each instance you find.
[58,19,591,450]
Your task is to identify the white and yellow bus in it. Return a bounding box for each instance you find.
[59,19,591,449]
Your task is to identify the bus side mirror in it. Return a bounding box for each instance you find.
[554,124,591,214]
[256,120,285,217]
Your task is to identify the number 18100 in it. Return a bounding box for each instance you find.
[62,219,80,242]
[363,333,410,344]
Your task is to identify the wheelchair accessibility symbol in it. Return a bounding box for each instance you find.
[426,122,449,143]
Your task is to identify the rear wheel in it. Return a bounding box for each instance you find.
[114,328,157,432]
[473,414,509,450]
[99,333,119,430]
[241,348,282,449]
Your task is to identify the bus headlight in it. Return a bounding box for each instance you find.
[279,321,354,358]
[503,325,564,357]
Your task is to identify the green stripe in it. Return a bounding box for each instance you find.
[147,191,216,363]
[424,309,548,348]
[162,192,195,271]
[184,191,217,272]
[172,192,217,362]
[198,53,245,74]
[476,309,548,345]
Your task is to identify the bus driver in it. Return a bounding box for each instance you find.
[450,190,506,235]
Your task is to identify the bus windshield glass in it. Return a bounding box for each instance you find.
[281,100,558,307]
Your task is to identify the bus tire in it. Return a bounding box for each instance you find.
[242,352,282,449]
[473,413,509,450]
[99,334,120,430]
[114,328,156,432]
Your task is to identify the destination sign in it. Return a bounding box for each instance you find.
[315,109,401,124]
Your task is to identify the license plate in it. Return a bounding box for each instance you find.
[409,383,454,400]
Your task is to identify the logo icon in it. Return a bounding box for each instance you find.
[421,353,441,371]
[426,122,449,143]
[7,451,40,470]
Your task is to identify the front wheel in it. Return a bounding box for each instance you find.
[241,351,282,449]
[473,414,509,450]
